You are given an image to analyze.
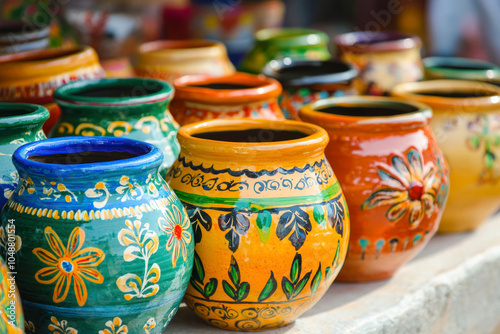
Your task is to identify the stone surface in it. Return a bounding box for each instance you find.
[167,215,500,334]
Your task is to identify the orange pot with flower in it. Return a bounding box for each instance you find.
[170,72,284,125]
[0,46,105,134]
[300,96,449,281]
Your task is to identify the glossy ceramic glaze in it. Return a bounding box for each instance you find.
[51,78,180,176]
[0,46,105,134]
[0,20,49,54]
[0,137,194,333]
[240,28,331,74]
[170,73,284,125]
[392,80,500,233]
[135,40,235,83]
[0,103,48,210]
[423,56,500,85]
[335,31,423,95]
[263,59,359,120]
[165,119,350,330]
[0,241,24,333]
[300,97,449,281]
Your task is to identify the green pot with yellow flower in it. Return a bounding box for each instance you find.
[1,136,194,333]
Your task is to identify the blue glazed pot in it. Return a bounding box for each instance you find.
[0,103,48,210]
[1,137,194,333]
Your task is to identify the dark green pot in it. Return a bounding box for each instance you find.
[423,56,500,85]
[240,28,331,74]
[0,103,48,210]
[50,78,180,176]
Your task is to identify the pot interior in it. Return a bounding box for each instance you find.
[74,84,163,98]
[432,63,493,71]
[0,107,35,118]
[278,62,351,77]
[317,103,419,117]
[189,83,257,90]
[192,128,308,142]
[412,90,494,98]
[28,151,140,164]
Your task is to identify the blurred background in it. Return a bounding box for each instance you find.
[1,0,499,67]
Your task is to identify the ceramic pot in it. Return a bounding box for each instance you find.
[0,20,50,54]
[300,97,449,281]
[165,119,350,330]
[240,28,331,74]
[423,56,500,85]
[391,80,500,233]
[51,78,180,176]
[0,256,24,333]
[170,73,284,125]
[0,46,106,134]
[135,40,235,83]
[335,31,423,95]
[1,136,194,333]
[263,59,359,120]
[0,103,48,210]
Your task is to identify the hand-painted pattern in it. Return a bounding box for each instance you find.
[33,227,105,306]
[99,317,128,334]
[25,320,36,333]
[361,149,445,227]
[48,316,78,334]
[0,225,21,253]
[0,171,18,202]
[116,219,160,300]
[158,205,192,268]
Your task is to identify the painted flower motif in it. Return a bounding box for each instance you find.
[361,149,442,227]
[99,317,128,334]
[0,171,18,200]
[33,227,105,306]
[116,176,144,202]
[48,316,78,334]
[143,318,156,333]
[18,177,35,196]
[158,205,192,268]
[85,182,110,209]
[0,226,21,253]
[25,320,36,333]
[40,181,77,203]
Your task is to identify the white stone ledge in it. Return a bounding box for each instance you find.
[167,215,500,334]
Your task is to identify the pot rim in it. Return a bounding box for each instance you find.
[53,78,173,107]
[262,58,358,87]
[173,72,282,105]
[299,96,432,132]
[0,102,49,131]
[0,45,100,81]
[13,136,163,178]
[255,28,329,48]
[137,39,228,63]
[423,56,500,80]
[335,31,422,53]
[0,20,50,44]
[177,118,328,162]
[391,80,500,111]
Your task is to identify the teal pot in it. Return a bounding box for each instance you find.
[263,59,359,120]
[50,78,180,176]
[423,56,500,85]
[1,136,194,333]
[240,28,331,74]
[0,103,48,210]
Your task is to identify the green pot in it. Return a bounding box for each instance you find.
[0,103,48,210]
[50,78,180,176]
[239,28,331,74]
[423,56,500,85]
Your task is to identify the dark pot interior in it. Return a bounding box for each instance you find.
[193,129,308,142]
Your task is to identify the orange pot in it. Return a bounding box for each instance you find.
[0,46,105,134]
[170,72,284,125]
[300,97,449,281]
[135,40,235,83]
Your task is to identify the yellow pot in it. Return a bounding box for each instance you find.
[392,80,500,232]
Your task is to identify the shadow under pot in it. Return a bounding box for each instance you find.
[165,119,350,330]
[1,137,194,333]
[391,80,500,233]
[135,39,235,83]
[263,59,359,120]
[335,31,423,96]
[240,28,331,74]
[0,46,105,134]
[50,78,180,176]
[170,72,284,125]
[423,56,500,86]
[0,103,48,210]
[300,97,449,281]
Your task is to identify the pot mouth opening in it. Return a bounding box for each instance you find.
[140,39,218,52]
[72,84,164,98]
[316,103,419,117]
[0,46,82,63]
[28,151,141,164]
[411,90,495,98]
[192,128,309,143]
[0,20,50,35]
[0,106,38,118]
[0,103,49,129]
[336,31,421,52]
[188,83,260,90]
[424,57,496,71]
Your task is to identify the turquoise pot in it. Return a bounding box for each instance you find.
[1,137,194,333]
[0,103,48,210]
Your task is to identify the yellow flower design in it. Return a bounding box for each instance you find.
[33,227,105,306]
[158,205,192,268]
[99,317,128,334]
[48,316,78,334]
